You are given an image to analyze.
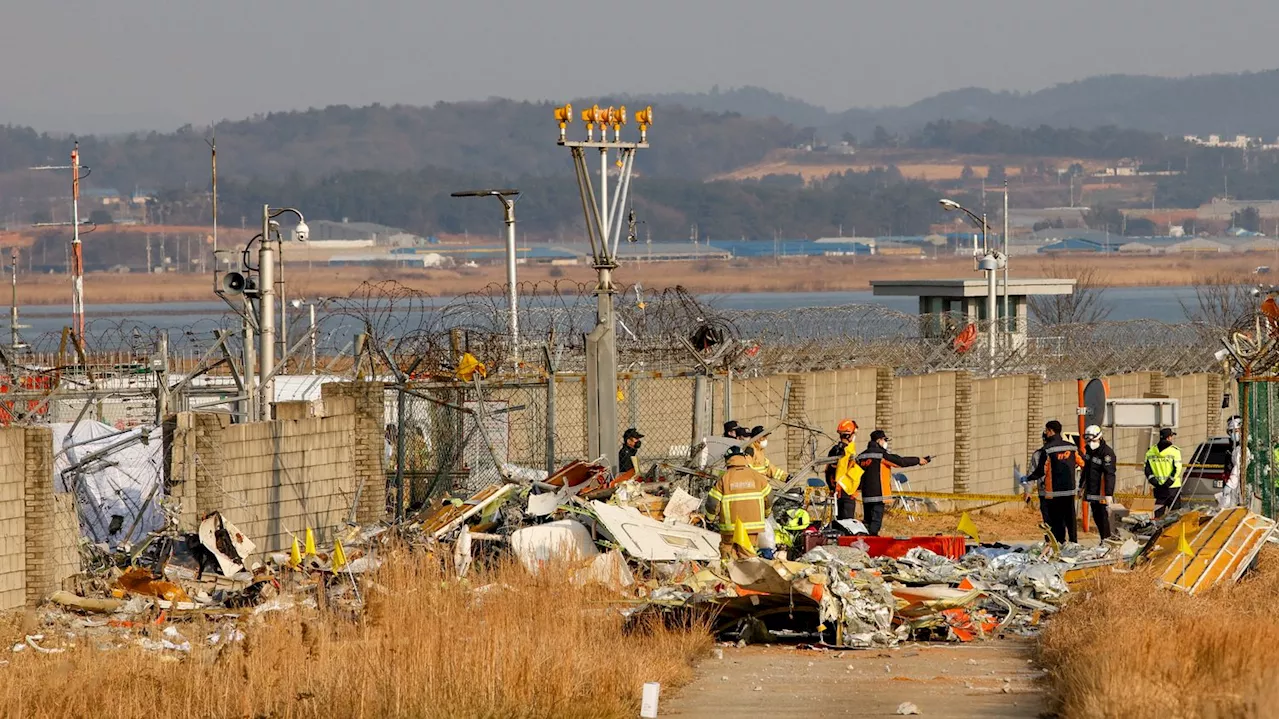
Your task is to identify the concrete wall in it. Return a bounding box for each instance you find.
[892,373,957,493]
[165,381,384,554]
[219,411,357,552]
[0,429,25,610]
[970,375,1032,495]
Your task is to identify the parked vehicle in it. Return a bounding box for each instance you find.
[1181,436,1233,503]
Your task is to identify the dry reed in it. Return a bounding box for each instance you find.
[0,550,711,719]
[1037,546,1279,719]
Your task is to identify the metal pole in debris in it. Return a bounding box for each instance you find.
[394,387,407,521]
[450,189,521,365]
[258,205,275,419]
[543,344,557,476]
[555,103,651,471]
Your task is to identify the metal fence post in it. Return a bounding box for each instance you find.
[723,370,733,423]
[692,374,708,450]
[545,375,557,476]
[394,385,407,521]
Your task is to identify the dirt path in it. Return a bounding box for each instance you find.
[662,640,1046,718]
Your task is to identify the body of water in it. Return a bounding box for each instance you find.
[12,285,1202,340]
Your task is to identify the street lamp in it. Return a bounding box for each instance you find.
[259,205,306,418]
[451,189,521,364]
[940,198,1005,375]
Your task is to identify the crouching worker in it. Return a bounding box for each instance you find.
[705,446,773,558]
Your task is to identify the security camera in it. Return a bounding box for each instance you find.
[294,221,309,242]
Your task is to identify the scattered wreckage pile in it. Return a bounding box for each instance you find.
[23,460,1278,657]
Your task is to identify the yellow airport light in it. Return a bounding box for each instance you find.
[554,103,573,141]
[580,104,602,140]
[634,105,653,142]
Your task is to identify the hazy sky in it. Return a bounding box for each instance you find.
[2,0,1276,133]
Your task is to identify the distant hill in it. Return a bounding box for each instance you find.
[0,101,805,188]
[634,71,1279,140]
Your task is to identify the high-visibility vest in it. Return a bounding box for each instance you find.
[707,462,772,533]
[833,442,864,497]
[1145,444,1183,488]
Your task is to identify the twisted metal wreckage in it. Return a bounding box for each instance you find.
[3,281,1277,651]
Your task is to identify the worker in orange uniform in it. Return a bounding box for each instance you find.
[826,419,858,520]
[705,446,774,558]
[1026,420,1084,544]
[853,430,931,535]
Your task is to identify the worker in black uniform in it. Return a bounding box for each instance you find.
[853,430,930,536]
[1026,420,1084,544]
[618,428,644,475]
[1080,424,1117,541]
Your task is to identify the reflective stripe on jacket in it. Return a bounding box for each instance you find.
[854,443,922,504]
[1144,443,1183,488]
[1028,438,1083,498]
[706,456,773,533]
[1082,442,1117,501]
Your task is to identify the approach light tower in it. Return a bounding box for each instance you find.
[554,102,652,468]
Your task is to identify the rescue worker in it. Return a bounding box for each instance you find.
[774,507,813,558]
[853,430,931,536]
[723,420,744,440]
[746,425,787,484]
[1144,427,1183,519]
[825,419,858,519]
[1026,420,1084,544]
[618,427,643,475]
[1080,425,1117,541]
[705,446,774,558]
[1218,416,1243,510]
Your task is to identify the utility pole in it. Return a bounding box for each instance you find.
[555,102,652,469]
[1002,179,1010,343]
[8,249,27,354]
[28,143,88,349]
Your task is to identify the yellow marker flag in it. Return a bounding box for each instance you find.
[332,539,348,572]
[1178,522,1194,557]
[304,527,317,557]
[957,512,980,542]
[289,537,302,566]
[732,517,756,554]
[616,388,626,402]
[455,353,487,382]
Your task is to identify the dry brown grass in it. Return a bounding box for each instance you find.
[15,253,1267,307]
[1037,546,1279,719]
[0,551,711,719]
[880,501,1047,541]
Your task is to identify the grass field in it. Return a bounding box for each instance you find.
[0,552,711,719]
[11,253,1269,307]
[1037,546,1278,719]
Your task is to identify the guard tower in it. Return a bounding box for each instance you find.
[871,278,1076,351]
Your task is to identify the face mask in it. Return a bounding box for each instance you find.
[1042,432,1050,443]
[1088,440,1100,450]
[880,441,891,452]
[1229,431,1241,442]
[759,439,768,449]
[633,440,642,450]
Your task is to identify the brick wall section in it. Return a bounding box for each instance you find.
[784,374,807,471]
[1206,373,1224,435]
[1148,371,1167,397]
[892,373,956,492]
[973,375,1031,494]
[193,413,229,518]
[874,367,895,438]
[807,368,879,438]
[952,371,973,493]
[1025,374,1044,470]
[163,413,199,527]
[0,429,25,610]
[321,382,386,524]
[23,426,56,607]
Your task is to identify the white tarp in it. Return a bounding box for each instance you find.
[52,421,164,544]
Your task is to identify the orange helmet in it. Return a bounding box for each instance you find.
[837,419,858,435]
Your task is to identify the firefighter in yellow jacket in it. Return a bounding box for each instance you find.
[705,446,774,558]
[745,425,788,485]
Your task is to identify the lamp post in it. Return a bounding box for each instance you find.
[451,189,521,364]
[554,103,652,469]
[940,198,1004,375]
[258,206,308,418]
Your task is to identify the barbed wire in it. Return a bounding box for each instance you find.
[5,280,1250,384]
